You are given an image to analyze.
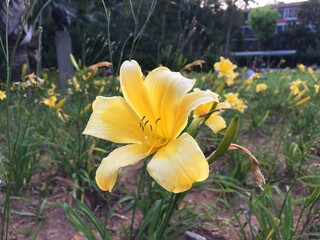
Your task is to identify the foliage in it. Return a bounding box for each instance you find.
[247,6,280,49]
[1,1,320,240]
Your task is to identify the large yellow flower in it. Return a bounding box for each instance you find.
[213,57,237,78]
[83,60,215,193]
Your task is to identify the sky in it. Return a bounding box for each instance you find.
[249,0,307,7]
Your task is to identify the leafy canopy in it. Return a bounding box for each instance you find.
[247,6,280,45]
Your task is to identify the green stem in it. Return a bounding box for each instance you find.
[2,1,10,239]
[156,193,179,240]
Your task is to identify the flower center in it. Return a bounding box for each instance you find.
[139,116,168,155]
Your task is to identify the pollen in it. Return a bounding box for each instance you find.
[139,116,167,155]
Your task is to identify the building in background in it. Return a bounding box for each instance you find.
[240,1,307,51]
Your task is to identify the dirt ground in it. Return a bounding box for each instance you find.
[1,154,317,240]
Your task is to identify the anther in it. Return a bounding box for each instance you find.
[150,125,153,131]
[155,118,161,124]
[144,120,149,126]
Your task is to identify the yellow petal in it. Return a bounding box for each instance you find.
[83,96,142,144]
[96,144,145,191]
[193,89,220,118]
[173,90,218,139]
[143,67,195,137]
[147,133,209,193]
[120,60,150,117]
[205,115,226,133]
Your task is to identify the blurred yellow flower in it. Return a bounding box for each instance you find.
[0,90,6,100]
[315,84,320,93]
[193,89,227,133]
[224,92,247,113]
[83,60,216,193]
[55,98,67,110]
[214,57,237,78]
[307,67,313,74]
[253,73,260,79]
[183,60,205,70]
[256,83,268,92]
[43,96,57,107]
[225,92,239,105]
[297,63,305,72]
[88,61,112,72]
[235,99,247,113]
[245,77,254,87]
[225,72,239,86]
[290,79,302,95]
[47,83,57,96]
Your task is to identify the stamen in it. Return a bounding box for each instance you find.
[149,125,153,131]
[155,118,161,124]
[144,120,149,126]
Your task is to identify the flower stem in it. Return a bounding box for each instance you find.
[156,193,179,240]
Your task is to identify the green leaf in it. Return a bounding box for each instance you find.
[207,115,239,164]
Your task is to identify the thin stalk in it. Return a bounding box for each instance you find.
[129,0,157,59]
[101,1,114,76]
[2,1,11,238]
[129,159,148,239]
[156,193,179,240]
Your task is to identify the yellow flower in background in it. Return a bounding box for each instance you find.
[253,73,260,79]
[224,92,247,113]
[183,60,205,70]
[47,83,57,96]
[256,83,268,92]
[225,72,239,86]
[0,90,6,100]
[307,67,313,74]
[43,96,57,107]
[225,92,239,105]
[245,77,254,89]
[83,60,216,193]
[297,63,305,72]
[315,84,320,93]
[193,89,228,134]
[214,57,237,78]
[83,61,113,81]
[235,99,247,113]
[290,79,302,95]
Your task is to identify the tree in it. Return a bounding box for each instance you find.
[297,0,320,50]
[247,6,280,49]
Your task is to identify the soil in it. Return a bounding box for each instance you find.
[1,140,318,240]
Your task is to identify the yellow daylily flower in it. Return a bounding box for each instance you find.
[255,83,268,92]
[183,60,205,70]
[307,67,313,74]
[290,79,302,95]
[193,89,228,134]
[83,60,216,193]
[224,93,247,113]
[235,99,247,113]
[213,57,237,78]
[297,63,305,72]
[315,84,320,93]
[245,77,254,88]
[0,90,6,100]
[224,92,239,105]
[225,72,239,86]
[43,96,57,107]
